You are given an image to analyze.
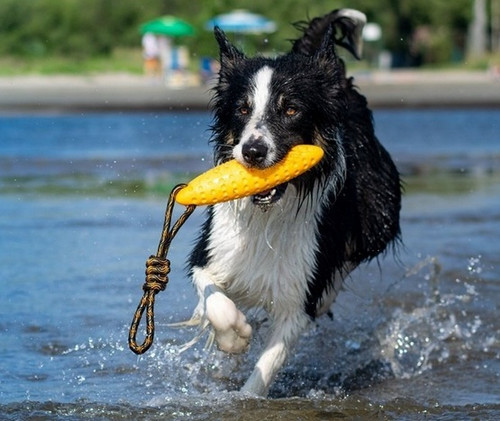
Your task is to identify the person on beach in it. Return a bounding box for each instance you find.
[142,33,161,79]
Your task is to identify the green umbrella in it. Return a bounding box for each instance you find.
[139,16,195,37]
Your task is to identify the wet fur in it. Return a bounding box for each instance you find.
[186,9,401,396]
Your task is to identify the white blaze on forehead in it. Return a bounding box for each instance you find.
[251,66,273,120]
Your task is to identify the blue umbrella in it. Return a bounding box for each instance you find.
[205,9,276,34]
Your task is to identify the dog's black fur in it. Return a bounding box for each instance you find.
[186,9,401,396]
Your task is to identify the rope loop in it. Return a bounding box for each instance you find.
[128,184,196,355]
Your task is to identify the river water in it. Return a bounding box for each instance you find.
[1,109,499,420]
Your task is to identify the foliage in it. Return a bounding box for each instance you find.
[0,0,476,69]
[0,48,143,75]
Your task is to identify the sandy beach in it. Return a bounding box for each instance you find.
[0,70,499,112]
[0,73,212,113]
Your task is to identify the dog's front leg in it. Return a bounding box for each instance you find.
[191,268,252,353]
[205,288,252,353]
[241,311,310,396]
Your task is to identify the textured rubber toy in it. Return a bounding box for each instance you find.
[175,144,324,206]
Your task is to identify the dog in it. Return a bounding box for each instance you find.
[185,8,401,396]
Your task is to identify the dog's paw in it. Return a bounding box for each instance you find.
[205,291,252,354]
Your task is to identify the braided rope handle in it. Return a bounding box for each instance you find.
[128,184,196,355]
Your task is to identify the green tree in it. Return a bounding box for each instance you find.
[0,0,480,67]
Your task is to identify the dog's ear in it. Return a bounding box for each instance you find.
[293,8,366,60]
[331,9,366,59]
[314,24,338,63]
[214,26,245,70]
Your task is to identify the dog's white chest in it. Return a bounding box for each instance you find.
[205,188,321,313]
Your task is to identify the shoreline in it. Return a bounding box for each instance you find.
[357,69,500,109]
[0,70,499,113]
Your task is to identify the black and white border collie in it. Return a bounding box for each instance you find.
[186,9,401,396]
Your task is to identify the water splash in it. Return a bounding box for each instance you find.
[377,256,484,379]
[49,254,490,402]
[118,254,492,399]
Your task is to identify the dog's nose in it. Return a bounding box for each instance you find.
[242,139,268,166]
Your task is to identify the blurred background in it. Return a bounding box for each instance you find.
[0,0,499,76]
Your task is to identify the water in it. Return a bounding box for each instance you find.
[1,110,499,419]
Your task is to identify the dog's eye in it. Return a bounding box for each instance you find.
[239,106,250,116]
[285,107,297,116]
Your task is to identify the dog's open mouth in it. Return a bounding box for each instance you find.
[251,183,288,210]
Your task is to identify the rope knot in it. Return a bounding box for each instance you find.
[144,255,170,293]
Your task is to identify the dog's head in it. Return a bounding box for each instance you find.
[210,10,365,206]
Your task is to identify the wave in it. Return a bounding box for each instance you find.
[1,398,499,420]
[2,152,500,197]
[397,152,500,176]
[0,154,212,197]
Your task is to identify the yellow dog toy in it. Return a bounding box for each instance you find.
[176,144,324,206]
